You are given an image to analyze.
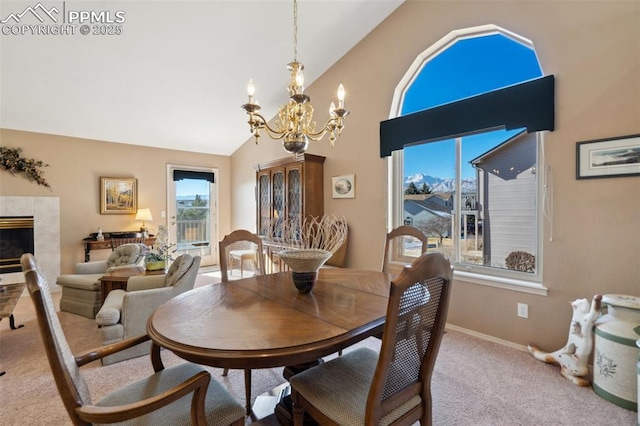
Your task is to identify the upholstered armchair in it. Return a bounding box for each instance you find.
[56,243,146,319]
[96,254,201,365]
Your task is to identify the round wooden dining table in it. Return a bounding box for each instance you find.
[147,268,391,371]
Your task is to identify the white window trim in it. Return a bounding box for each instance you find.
[387,24,547,295]
[455,271,548,297]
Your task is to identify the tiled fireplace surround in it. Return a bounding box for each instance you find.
[0,196,60,290]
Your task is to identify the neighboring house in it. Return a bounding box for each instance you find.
[471,130,537,269]
[404,195,452,233]
[177,195,209,208]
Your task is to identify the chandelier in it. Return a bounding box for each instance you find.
[241,0,349,154]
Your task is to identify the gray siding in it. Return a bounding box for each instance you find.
[479,133,537,269]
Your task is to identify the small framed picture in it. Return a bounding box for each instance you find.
[332,174,355,198]
[576,134,640,179]
[100,177,137,214]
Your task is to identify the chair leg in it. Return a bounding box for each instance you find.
[222,368,229,376]
[244,368,252,414]
[292,390,305,426]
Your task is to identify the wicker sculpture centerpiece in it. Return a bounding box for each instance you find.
[269,216,347,293]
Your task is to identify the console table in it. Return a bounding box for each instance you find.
[83,233,156,261]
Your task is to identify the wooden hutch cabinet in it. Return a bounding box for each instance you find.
[253,154,325,237]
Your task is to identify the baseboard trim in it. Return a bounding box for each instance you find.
[445,323,529,353]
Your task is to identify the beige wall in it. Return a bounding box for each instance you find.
[230,0,640,350]
[2,0,638,351]
[0,129,231,274]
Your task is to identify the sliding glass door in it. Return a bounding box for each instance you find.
[167,165,217,266]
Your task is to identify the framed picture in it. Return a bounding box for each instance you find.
[576,134,640,179]
[100,177,137,214]
[332,174,355,198]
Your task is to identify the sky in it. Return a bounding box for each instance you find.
[176,178,210,197]
[402,33,542,179]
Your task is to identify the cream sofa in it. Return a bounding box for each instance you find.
[96,254,201,365]
[56,243,146,318]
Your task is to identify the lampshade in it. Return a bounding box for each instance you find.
[135,208,153,222]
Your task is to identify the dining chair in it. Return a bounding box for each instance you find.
[21,253,246,426]
[290,252,453,426]
[219,229,265,281]
[382,225,430,276]
[218,229,266,414]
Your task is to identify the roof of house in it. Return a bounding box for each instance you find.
[470,129,528,165]
[404,199,451,218]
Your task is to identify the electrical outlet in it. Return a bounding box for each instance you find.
[517,303,528,319]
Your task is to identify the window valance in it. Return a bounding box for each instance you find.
[379,75,555,157]
[172,170,215,183]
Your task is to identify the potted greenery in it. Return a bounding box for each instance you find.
[145,225,174,271]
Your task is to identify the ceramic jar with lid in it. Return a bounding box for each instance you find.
[593,294,640,411]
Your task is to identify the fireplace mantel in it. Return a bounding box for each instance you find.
[0,197,60,289]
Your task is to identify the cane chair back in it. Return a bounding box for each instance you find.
[218,229,266,414]
[219,229,265,282]
[383,225,430,276]
[290,252,453,426]
[22,255,92,416]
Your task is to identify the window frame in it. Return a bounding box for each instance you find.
[387,25,548,295]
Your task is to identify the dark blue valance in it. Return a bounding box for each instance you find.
[173,170,215,183]
[379,75,555,157]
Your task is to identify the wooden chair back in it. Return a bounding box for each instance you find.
[382,225,430,275]
[21,253,93,425]
[219,229,265,282]
[367,252,453,425]
[111,237,146,250]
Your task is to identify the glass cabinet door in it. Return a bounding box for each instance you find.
[271,170,285,235]
[257,172,271,236]
[287,166,302,228]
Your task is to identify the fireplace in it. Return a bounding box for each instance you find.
[0,216,34,274]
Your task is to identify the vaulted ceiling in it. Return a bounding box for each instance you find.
[1,1,403,155]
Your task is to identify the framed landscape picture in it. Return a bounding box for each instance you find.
[332,174,355,198]
[576,134,640,179]
[100,177,137,214]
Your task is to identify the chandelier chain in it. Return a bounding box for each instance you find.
[293,0,298,62]
[241,0,349,154]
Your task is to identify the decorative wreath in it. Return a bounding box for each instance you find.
[0,146,51,188]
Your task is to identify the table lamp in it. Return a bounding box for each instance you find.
[135,208,153,236]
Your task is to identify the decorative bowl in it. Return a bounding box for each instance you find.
[277,249,332,293]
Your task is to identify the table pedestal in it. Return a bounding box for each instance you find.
[273,360,323,426]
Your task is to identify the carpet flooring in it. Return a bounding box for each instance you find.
[0,270,636,425]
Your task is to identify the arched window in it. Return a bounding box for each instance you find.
[388,25,550,292]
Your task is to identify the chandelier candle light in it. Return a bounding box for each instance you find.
[241,0,349,154]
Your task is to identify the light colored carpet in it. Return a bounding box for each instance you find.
[0,270,636,425]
